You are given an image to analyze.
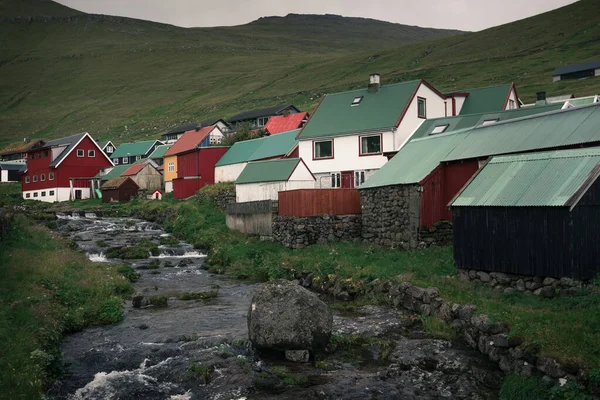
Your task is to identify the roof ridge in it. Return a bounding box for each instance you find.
[325,80,421,97]
[424,103,562,122]
[491,148,600,163]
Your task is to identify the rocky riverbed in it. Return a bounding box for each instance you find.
[45,214,503,399]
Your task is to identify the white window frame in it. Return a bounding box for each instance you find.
[354,171,365,188]
[26,193,31,198]
[33,175,38,183]
[359,134,382,156]
[351,96,363,106]
[88,150,95,157]
[113,158,119,164]
[33,192,38,198]
[41,191,46,197]
[107,145,114,152]
[168,162,175,172]
[122,157,129,164]
[77,149,84,157]
[49,172,54,181]
[40,174,45,181]
[417,97,427,119]
[431,124,449,135]
[481,119,498,126]
[25,176,30,183]
[314,140,333,160]
[136,155,142,161]
[49,190,55,196]
[331,172,341,188]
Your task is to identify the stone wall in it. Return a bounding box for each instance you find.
[360,184,422,249]
[196,187,236,211]
[418,221,453,247]
[272,214,362,249]
[458,269,592,297]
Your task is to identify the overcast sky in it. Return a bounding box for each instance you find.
[54,0,578,32]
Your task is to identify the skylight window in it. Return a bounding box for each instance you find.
[430,124,449,135]
[481,119,499,126]
[351,96,363,106]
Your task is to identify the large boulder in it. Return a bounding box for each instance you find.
[248,280,332,352]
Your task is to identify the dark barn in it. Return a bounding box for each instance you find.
[101,177,139,203]
[451,148,600,280]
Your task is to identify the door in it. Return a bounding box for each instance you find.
[341,171,354,189]
[75,189,82,200]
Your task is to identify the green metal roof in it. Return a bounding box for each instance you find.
[215,129,298,167]
[110,140,161,159]
[94,164,130,181]
[569,96,598,106]
[452,148,600,207]
[148,144,171,159]
[457,84,512,115]
[411,102,564,140]
[236,158,302,184]
[298,80,421,139]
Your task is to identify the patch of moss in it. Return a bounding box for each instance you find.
[176,290,219,301]
[149,296,168,307]
[147,259,161,269]
[117,265,140,283]
[159,236,179,246]
[96,240,108,247]
[188,362,214,384]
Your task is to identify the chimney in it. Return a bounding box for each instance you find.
[536,91,547,105]
[368,73,381,92]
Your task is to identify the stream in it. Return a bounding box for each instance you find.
[45,214,503,400]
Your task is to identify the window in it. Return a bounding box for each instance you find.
[257,117,269,127]
[30,154,34,160]
[314,140,333,159]
[44,150,49,157]
[113,158,119,165]
[33,175,38,182]
[431,124,449,135]
[351,96,363,106]
[360,135,382,155]
[25,176,30,183]
[481,119,498,126]
[168,162,175,172]
[509,99,516,110]
[88,150,95,157]
[36,152,41,158]
[26,193,31,198]
[417,97,427,118]
[107,145,114,152]
[136,155,142,161]
[49,172,54,180]
[41,191,46,197]
[33,192,38,198]
[122,157,129,164]
[354,171,365,187]
[77,149,84,157]
[331,173,341,188]
[49,190,55,196]
[40,174,45,181]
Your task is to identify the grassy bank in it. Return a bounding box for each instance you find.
[0,215,133,398]
[95,189,600,375]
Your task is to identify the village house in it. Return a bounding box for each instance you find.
[214,128,299,183]
[451,148,600,280]
[101,176,140,203]
[449,83,520,116]
[111,139,163,165]
[0,162,23,183]
[0,139,44,162]
[172,146,229,199]
[552,60,600,82]
[235,158,315,203]
[228,105,301,131]
[121,160,162,192]
[21,132,113,202]
[97,140,116,158]
[161,119,230,144]
[147,144,171,166]
[359,102,600,249]
[264,112,308,135]
[163,125,224,193]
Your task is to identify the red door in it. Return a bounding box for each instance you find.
[341,171,354,188]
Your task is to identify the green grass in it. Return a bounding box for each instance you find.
[0,215,133,398]
[499,375,594,400]
[0,182,23,206]
[0,0,599,146]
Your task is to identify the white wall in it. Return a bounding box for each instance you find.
[236,180,315,203]
[504,88,519,110]
[23,187,91,203]
[453,96,467,115]
[215,162,247,183]
[1,170,7,182]
[164,181,173,193]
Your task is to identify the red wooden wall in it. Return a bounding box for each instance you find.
[173,147,229,199]
[278,189,361,217]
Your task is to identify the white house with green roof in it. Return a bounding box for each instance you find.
[296,75,448,189]
[235,158,315,203]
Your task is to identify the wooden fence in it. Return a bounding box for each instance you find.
[278,189,361,217]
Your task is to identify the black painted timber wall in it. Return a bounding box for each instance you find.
[452,179,600,280]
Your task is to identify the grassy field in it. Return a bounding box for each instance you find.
[0,0,599,147]
[0,214,134,398]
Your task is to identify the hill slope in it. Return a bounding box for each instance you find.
[0,0,599,145]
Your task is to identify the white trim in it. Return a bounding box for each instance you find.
[54,132,115,168]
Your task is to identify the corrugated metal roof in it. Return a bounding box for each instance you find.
[0,162,25,171]
[265,112,307,134]
[121,162,148,176]
[236,158,301,184]
[163,126,213,157]
[111,140,162,159]
[298,80,420,139]
[457,84,512,115]
[148,144,171,159]
[552,60,600,76]
[94,164,130,180]
[45,133,88,167]
[452,148,600,207]
[215,129,298,167]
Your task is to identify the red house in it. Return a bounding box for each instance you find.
[173,147,229,199]
[21,132,113,202]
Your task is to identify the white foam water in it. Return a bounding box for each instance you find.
[87,253,108,262]
[84,213,97,219]
[151,251,206,259]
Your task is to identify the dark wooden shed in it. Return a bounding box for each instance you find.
[451,148,600,280]
[101,176,139,203]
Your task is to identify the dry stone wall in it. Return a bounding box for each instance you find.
[272,214,361,249]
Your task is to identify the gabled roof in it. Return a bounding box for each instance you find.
[236,158,309,184]
[163,126,216,157]
[452,148,600,208]
[553,60,600,76]
[102,176,139,190]
[161,119,229,138]
[215,129,299,167]
[456,84,514,115]
[0,139,44,156]
[94,164,130,181]
[411,102,564,140]
[97,140,114,150]
[228,105,300,123]
[42,132,113,168]
[265,112,308,135]
[122,162,152,176]
[110,140,162,159]
[361,103,600,189]
[298,80,423,140]
[148,144,171,159]
[0,162,25,171]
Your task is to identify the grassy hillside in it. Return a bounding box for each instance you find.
[0,0,599,146]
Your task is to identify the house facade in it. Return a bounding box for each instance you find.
[228,105,301,131]
[101,177,140,203]
[121,161,162,192]
[172,146,229,199]
[0,139,44,162]
[21,133,113,202]
[161,119,230,144]
[98,140,116,158]
[552,60,600,82]
[0,162,23,182]
[111,140,163,166]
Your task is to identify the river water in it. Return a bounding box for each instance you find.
[45,214,503,400]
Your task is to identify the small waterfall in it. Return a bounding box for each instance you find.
[87,253,108,262]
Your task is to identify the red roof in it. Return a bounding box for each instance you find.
[163,126,214,157]
[122,162,147,176]
[264,112,308,135]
